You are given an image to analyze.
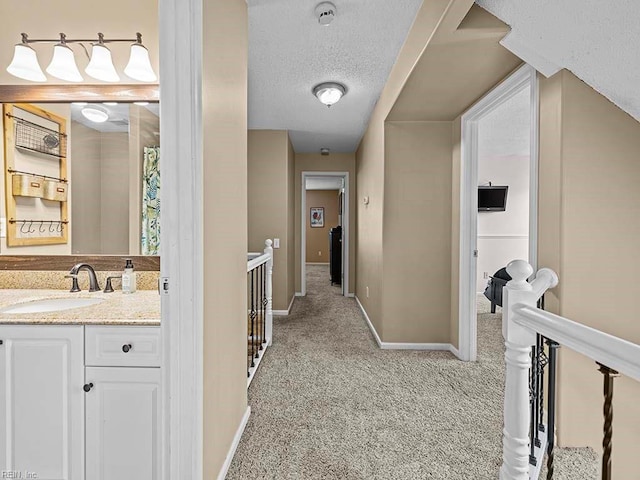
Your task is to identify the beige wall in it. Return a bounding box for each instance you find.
[202,0,248,478]
[305,190,339,263]
[354,0,463,338]
[539,70,640,478]
[295,153,356,294]
[382,122,453,342]
[100,132,129,254]
[248,130,295,311]
[70,121,101,254]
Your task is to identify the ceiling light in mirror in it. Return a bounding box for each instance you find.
[81,106,109,123]
[103,102,118,106]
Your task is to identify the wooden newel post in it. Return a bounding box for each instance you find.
[500,260,537,480]
[264,239,274,346]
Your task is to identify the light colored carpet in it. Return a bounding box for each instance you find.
[227,265,596,479]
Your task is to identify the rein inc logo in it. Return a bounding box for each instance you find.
[2,472,38,479]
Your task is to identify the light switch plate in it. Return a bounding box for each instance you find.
[273,238,280,248]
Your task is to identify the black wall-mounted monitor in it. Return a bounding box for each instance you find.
[478,185,508,211]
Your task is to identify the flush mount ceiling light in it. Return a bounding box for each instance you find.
[81,106,109,123]
[6,32,157,83]
[313,82,346,107]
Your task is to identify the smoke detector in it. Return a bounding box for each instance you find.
[320,148,330,156]
[315,2,337,26]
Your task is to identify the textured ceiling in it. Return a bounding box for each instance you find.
[476,0,640,122]
[248,0,424,153]
[478,85,530,157]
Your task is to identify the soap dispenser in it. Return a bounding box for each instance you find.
[122,259,137,294]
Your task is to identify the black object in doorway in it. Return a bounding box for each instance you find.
[329,226,342,285]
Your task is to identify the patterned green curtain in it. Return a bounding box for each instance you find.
[141,146,160,255]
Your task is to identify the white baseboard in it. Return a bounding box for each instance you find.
[273,294,295,316]
[355,296,460,354]
[216,406,251,480]
[295,292,304,297]
[346,293,355,298]
[306,262,330,265]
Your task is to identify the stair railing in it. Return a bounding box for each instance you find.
[246,239,273,386]
[500,260,640,480]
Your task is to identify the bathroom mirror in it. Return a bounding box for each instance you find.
[0,84,160,256]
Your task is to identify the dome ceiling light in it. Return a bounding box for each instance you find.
[6,32,157,83]
[81,106,109,123]
[312,82,346,107]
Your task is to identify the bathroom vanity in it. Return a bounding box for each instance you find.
[0,289,161,480]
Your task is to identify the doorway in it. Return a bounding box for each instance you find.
[301,172,349,297]
[459,64,539,362]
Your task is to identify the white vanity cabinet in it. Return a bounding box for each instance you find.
[0,325,85,480]
[84,326,162,480]
[0,324,161,480]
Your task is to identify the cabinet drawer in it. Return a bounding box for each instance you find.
[85,326,161,367]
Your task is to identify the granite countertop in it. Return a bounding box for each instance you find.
[0,289,160,326]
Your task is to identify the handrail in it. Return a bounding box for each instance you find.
[247,252,270,272]
[514,304,640,382]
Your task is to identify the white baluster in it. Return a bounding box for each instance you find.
[500,260,537,480]
[264,239,273,346]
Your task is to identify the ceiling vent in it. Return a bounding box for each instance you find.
[315,2,337,26]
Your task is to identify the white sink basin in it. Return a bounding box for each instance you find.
[0,297,104,314]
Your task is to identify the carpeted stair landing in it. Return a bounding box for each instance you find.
[227,265,597,479]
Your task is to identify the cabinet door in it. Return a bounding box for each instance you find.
[85,367,161,480]
[0,325,84,480]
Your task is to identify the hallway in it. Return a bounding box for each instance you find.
[227,265,595,479]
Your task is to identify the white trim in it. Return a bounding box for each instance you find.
[306,262,330,265]
[273,294,296,316]
[459,64,538,363]
[355,295,382,347]
[301,171,350,297]
[515,304,640,382]
[355,296,459,353]
[295,292,304,297]
[477,234,529,239]
[247,345,268,386]
[215,407,251,480]
[159,0,203,478]
[346,293,355,298]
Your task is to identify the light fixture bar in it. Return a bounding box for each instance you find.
[18,33,141,45]
[8,32,157,83]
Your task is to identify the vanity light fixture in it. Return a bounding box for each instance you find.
[81,106,109,123]
[6,32,157,83]
[312,82,346,107]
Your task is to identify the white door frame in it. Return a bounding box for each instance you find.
[159,0,204,478]
[459,64,539,362]
[301,171,350,297]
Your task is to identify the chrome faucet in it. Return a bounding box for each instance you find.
[67,263,100,293]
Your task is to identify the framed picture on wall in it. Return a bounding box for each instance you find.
[310,207,324,228]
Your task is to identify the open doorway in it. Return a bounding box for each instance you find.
[301,172,349,297]
[459,65,538,361]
